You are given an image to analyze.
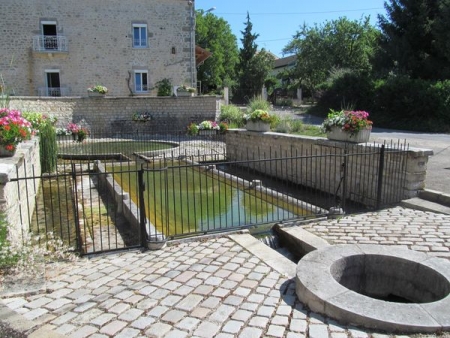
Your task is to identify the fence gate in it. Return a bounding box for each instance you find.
[13,162,143,256]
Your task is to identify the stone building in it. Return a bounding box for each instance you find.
[0,0,197,97]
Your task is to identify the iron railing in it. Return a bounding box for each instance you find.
[38,87,70,97]
[33,35,68,52]
[8,135,409,255]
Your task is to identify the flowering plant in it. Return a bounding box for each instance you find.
[0,108,33,152]
[65,122,89,142]
[67,123,79,134]
[321,109,373,136]
[132,111,153,122]
[244,109,275,124]
[198,120,220,131]
[177,85,196,93]
[87,85,108,94]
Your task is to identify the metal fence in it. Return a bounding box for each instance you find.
[9,134,409,255]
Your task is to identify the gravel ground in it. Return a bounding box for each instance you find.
[0,322,27,338]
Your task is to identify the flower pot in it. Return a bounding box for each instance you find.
[327,127,371,143]
[88,92,105,97]
[148,233,167,250]
[177,91,194,97]
[198,129,218,136]
[0,146,16,157]
[245,120,271,132]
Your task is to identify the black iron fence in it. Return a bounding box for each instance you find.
[9,135,409,255]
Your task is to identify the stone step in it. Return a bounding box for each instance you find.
[400,197,450,215]
[419,189,450,206]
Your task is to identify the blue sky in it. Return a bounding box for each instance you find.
[195,0,388,58]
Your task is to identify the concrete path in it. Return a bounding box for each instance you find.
[1,206,450,337]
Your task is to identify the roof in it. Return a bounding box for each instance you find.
[274,55,297,69]
[195,45,212,66]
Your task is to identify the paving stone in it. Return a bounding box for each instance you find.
[248,315,269,328]
[130,316,155,330]
[209,304,235,322]
[222,319,244,333]
[289,319,307,333]
[271,315,289,326]
[69,324,98,338]
[309,324,329,338]
[118,308,144,321]
[193,321,220,337]
[175,294,203,311]
[164,329,189,338]
[161,309,187,324]
[175,316,201,332]
[239,327,263,338]
[114,327,141,338]
[267,324,286,337]
[232,309,253,322]
[147,305,169,318]
[145,322,172,337]
[108,303,130,315]
[91,313,116,326]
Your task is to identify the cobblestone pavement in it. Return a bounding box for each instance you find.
[2,207,450,337]
[303,207,450,260]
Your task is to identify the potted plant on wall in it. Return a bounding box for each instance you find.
[87,84,108,97]
[321,109,373,143]
[177,85,196,97]
[244,109,275,132]
[0,108,33,156]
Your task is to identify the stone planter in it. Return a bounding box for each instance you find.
[177,91,194,97]
[327,127,371,143]
[0,146,16,157]
[87,91,106,98]
[245,120,271,132]
[198,129,218,136]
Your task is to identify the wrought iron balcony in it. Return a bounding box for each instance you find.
[33,35,68,52]
[38,87,70,97]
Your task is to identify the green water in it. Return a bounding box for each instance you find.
[110,162,307,237]
[58,140,175,157]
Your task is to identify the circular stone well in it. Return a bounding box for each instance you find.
[296,244,450,333]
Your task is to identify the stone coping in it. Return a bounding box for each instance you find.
[296,244,450,333]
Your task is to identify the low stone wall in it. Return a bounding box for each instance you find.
[225,130,432,207]
[9,96,220,134]
[0,138,41,244]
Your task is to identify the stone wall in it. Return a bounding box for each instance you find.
[225,130,432,207]
[9,96,220,134]
[0,139,41,244]
[0,0,194,96]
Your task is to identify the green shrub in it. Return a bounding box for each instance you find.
[219,104,245,127]
[372,76,450,131]
[275,98,293,107]
[247,96,271,113]
[156,78,172,96]
[23,112,58,173]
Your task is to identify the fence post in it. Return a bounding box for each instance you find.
[71,163,82,253]
[138,164,147,249]
[376,145,386,209]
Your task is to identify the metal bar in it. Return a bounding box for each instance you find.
[376,144,386,209]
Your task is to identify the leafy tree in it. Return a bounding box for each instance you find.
[377,0,450,79]
[234,13,275,103]
[283,17,380,97]
[195,11,239,94]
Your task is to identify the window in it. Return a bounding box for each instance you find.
[41,21,58,50]
[45,70,61,96]
[133,24,147,48]
[134,71,148,93]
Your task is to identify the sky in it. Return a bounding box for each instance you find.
[195,0,388,58]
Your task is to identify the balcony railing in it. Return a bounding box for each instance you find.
[38,87,70,97]
[33,35,68,52]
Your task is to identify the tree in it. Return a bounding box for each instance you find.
[377,0,450,80]
[234,13,275,103]
[283,17,380,97]
[195,11,239,94]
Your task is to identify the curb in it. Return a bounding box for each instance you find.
[0,303,67,338]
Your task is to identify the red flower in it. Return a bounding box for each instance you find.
[5,144,15,151]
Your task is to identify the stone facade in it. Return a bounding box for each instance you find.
[9,96,220,134]
[225,130,433,207]
[0,0,196,97]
